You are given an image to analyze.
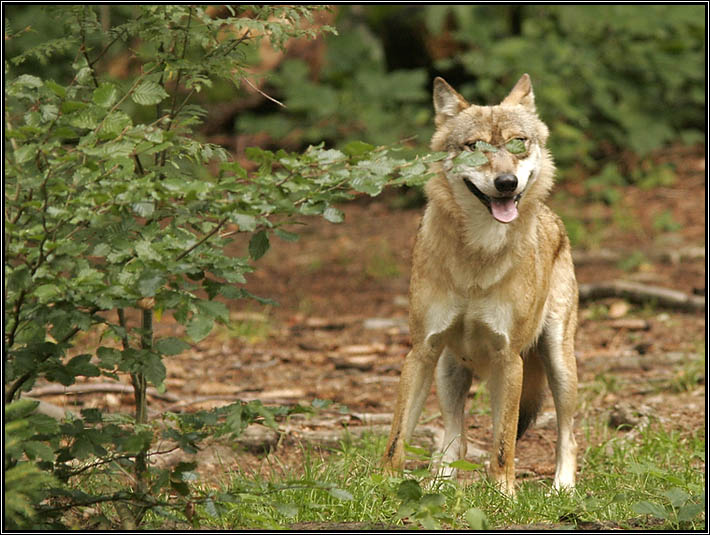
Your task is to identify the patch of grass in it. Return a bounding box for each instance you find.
[617,250,650,272]
[468,382,491,417]
[612,203,644,234]
[588,372,623,398]
[365,241,401,280]
[559,213,606,250]
[577,424,705,530]
[214,310,274,343]
[668,352,705,393]
[634,162,677,190]
[582,302,611,322]
[192,419,705,530]
[652,210,683,233]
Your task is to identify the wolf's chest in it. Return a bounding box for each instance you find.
[436,284,546,379]
[446,294,513,376]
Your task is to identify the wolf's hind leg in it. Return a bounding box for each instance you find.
[434,349,473,478]
[518,348,547,439]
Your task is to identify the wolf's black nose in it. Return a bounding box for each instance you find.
[494,173,518,193]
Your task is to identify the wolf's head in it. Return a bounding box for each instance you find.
[430,75,554,225]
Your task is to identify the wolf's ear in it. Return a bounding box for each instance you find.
[501,73,535,111]
[433,77,469,125]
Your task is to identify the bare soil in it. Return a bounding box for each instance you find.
[41,146,706,502]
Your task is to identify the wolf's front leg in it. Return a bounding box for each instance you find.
[487,350,523,496]
[433,349,473,478]
[383,344,442,472]
[540,320,578,490]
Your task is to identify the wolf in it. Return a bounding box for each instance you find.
[382,74,578,495]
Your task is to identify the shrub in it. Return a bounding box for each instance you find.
[238,5,705,180]
[4,5,439,528]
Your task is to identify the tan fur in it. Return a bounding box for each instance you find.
[383,75,578,495]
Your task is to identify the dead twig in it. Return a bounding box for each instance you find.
[572,246,705,266]
[241,76,286,108]
[25,382,179,402]
[578,280,705,313]
[20,397,77,420]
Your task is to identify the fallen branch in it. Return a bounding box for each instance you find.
[25,382,179,402]
[573,246,705,266]
[162,395,244,413]
[21,397,77,420]
[578,280,705,313]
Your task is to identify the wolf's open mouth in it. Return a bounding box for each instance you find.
[463,178,521,224]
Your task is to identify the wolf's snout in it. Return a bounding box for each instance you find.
[494,174,518,194]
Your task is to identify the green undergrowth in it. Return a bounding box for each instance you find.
[158,421,704,530]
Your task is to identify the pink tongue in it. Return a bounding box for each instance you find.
[490,198,518,223]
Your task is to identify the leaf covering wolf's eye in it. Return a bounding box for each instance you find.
[454,149,489,169]
[505,138,527,155]
[473,140,498,152]
[466,140,497,153]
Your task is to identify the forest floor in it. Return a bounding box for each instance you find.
[41,145,705,526]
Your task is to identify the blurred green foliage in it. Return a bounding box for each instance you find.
[7,5,703,180]
[238,5,705,180]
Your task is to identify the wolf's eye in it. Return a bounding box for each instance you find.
[505,138,527,155]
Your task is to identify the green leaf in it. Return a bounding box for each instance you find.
[632,500,668,519]
[275,502,299,519]
[419,512,440,530]
[447,459,482,471]
[475,140,498,152]
[232,213,257,232]
[186,315,214,342]
[138,270,164,297]
[204,497,219,518]
[66,354,100,378]
[505,138,527,155]
[154,337,191,356]
[100,112,132,137]
[92,83,119,108]
[195,299,229,322]
[14,144,37,165]
[311,398,332,410]
[131,81,169,106]
[45,79,66,98]
[677,502,704,522]
[420,493,445,510]
[171,480,190,496]
[403,443,430,457]
[121,430,153,454]
[5,399,41,421]
[274,228,300,242]
[328,487,354,501]
[23,440,56,463]
[34,284,61,303]
[135,240,161,262]
[97,347,122,368]
[249,230,270,260]
[14,74,43,88]
[140,351,166,387]
[663,487,690,508]
[132,201,155,218]
[396,479,422,502]
[350,170,384,196]
[322,206,344,223]
[453,150,489,169]
[343,140,375,157]
[465,507,489,530]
